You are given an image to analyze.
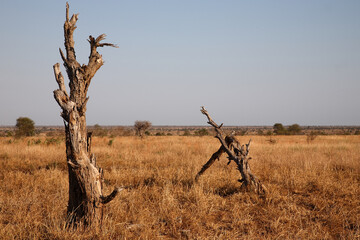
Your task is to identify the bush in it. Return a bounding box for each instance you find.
[182,130,191,136]
[5,131,13,137]
[194,128,209,136]
[134,121,152,138]
[273,123,286,135]
[288,124,302,135]
[266,130,273,136]
[15,117,35,137]
[307,131,318,143]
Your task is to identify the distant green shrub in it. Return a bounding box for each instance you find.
[288,124,302,135]
[5,131,13,137]
[194,128,209,136]
[273,123,287,135]
[182,130,191,136]
[15,117,35,137]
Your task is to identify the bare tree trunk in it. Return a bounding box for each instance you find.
[200,107,267,197]
[53,3,121,229]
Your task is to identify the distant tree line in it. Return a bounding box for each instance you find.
[2,118,360,137]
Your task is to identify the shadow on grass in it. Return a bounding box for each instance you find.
[171,178,195,190]
[214,184,242,197]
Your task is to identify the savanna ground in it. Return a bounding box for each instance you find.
[0,135,359,239]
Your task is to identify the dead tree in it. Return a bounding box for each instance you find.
[198,107,267,197]
[53,3,121,228]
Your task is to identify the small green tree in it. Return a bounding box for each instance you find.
[288,124,302,135]
[273,123,286,135]
[15,117,35,137]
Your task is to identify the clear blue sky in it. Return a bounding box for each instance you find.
[0,0,359,126]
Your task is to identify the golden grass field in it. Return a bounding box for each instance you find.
[0,135,359,239]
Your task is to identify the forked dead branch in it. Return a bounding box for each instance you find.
[53,3,121,229]
[198,107,267,197]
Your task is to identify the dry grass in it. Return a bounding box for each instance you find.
[0,135,359,239]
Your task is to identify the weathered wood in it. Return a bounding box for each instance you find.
[195,145,225,181]
[195,136,236,181]
[53,3,120,229]
[200,107,267,197]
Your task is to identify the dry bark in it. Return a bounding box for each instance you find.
[53,3,121,229]
[199,107,267,197]
[195,136,236,181]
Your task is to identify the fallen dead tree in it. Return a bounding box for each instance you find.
[196,107,266,197]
